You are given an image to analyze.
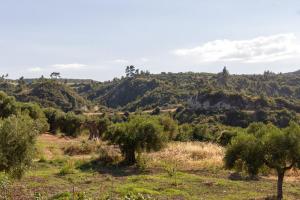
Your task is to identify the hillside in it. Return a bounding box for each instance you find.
[75,69,300,112]
[0,79,90,112]
[1,69,300,114]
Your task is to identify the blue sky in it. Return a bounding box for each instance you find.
[1,0,300,80]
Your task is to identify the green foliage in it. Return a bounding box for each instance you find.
[191,124,212,141]
[19,102,49,133]
[224,133,264,176]
[60,112,85,137]
[16,80,89,112]
[59,160,76,176]
[136,154,149,172]
[0,91,17,118]
[224,122,300,199]
[175,124,193,142]
[104,115,168,164]
[43,107,65,134]
[0,115,39,178]
[217,130,237,146]
[158,115,178,140]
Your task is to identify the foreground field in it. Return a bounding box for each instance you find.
[7,134,300,199]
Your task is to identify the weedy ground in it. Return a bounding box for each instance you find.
[5,134,300,200]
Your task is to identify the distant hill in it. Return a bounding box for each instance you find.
[0,80,90,112]
[74,69,300,112]
[1,69,300,113]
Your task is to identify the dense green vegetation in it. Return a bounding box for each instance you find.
[0,69,300,199]
[75,68,300,112]
[0,79,89,112]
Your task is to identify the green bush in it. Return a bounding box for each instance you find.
[0,115,39,178]
[59,160,76,176]
[217,130,237,146]
[19,103,49,133]
[158,115,178,140]
[191,124,212,141]
[0,91,18,118]
[175,124,193,142]
[60,112,85,137]
[43,107,65,134]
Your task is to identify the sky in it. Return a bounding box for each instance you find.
[1,0,300,81]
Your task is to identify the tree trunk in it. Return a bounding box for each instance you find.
[277,170,285,200]
[125,149,136,165]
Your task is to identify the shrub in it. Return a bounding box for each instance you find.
[158,115,178,140]
[19,102,50,133]
[0,115,39,178]
[136,153,149,172]
[64,140,100,156]
[59,160,76,176]
[175,124,193,142]
[43,107,65,134]
[191,124,212,141]
[0,91,17,118]
[60,112,85,137]
[217,130,237,146]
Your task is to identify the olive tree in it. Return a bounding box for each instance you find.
[60,112,85,137]
[0,115,39,178]
[0,91,17,118]
[43,107,65,134]
[224,122,300,200]
[85,116,110,140]
[104,116,168,165]
[19,102,49,133]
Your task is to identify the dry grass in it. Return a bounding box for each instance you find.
[146,142,224,170]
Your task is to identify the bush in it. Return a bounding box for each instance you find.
[0,91,17,118]
[0,115,39,178]
[158,115,178,140]
[175,124,193,141]
[43,107,65,134]
[59,160,76,176]
[217,130,237,146]
[19,103,50,133]
[136,153,149,172]
[60,112,85,137]
[64,140,100,156]
[191,124,212,141]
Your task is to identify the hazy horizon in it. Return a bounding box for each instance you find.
[1,0,300,80]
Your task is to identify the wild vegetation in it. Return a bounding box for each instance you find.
[0,69,299,199]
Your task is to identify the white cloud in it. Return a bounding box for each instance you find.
[173,33,300,63]
[52,63,87,69]
[28,67,42,72]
